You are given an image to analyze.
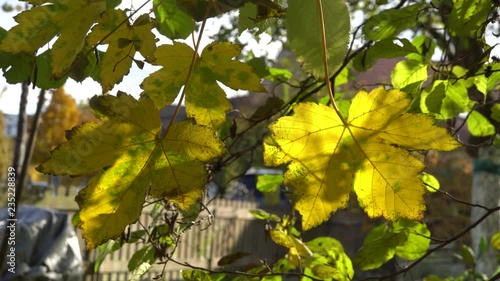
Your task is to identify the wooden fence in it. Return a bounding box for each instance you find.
[70,199,286,281]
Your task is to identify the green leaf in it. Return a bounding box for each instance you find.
[0,27,35,84]
[286,0,350,78]
[128,246,156,272]
[448,0,492,36]
[130,262,153,281]
[407,34,437,62]
[306,237,354,280]
[247,57,271,78]
[491,230,500,250]
[421,173,440,192]
[0,0,107,78]
[362,4,425,40]
[420,80,470,119]
[268,67,293,81]
[467,110,495,137]
[249,209,280,221]
[354,223,408,270]
[459,245,476,267]
[256,174,283,193]
[424,275,453,281]
[141,41,265,128]
[394,219,431,260]
[238,2,285,34]
[182,269,211,281]
[474,75,488,96]
[106,0,121,9]
[87,10,157,92]
[35,50,67,89]
[67,47,102,83]
[391,59,428,91]
[154,0,193,40]
[312,264,337,279]
[487,62,500,91]
[354,39,418,71]
[94,240,122,272]
[491,104,500,122]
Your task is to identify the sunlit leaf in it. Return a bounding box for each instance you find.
[0,0,106,78]
[264,87,460,230]
[491,231,500,250]
[257,174,283,193]
[362,4,425,40]
[312,264,337,279]
[154,0,193,40]
[37,93,225,249]
[249,209,280,221]
[94,240,121,272]
[0,26,35,84]
[354,38,418,71]
[448,0,492,36]
[306,237,354,280]
[141,41,265,128]
[128,246,156,272]
[87,10,157,93]
[421,173,440,192]
[238,1,286,34]
[393,219,431,260]
[467,110,495,137]
[130,262,153,281]
[391,59,428,91]
[286,0,350,77]
[182,269,211,281]
[491,104,500,123]
[354,223,407,270]
[420,80,471,119]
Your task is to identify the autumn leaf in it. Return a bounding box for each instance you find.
[37,93,225,250]
[264,87,460,230]
[141,41,265,128]
[0,0,106,78]
[87,10,157,93]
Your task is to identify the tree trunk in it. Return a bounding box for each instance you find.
[471,144,500,276]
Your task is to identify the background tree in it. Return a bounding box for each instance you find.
[32,86,81,195]
[33,86,81,164]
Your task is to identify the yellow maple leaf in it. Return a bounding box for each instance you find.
[0,0,106,78]
[87,11,157,93]
[141,41,266,128]
[37,93,225,250]
[264,87,460,230]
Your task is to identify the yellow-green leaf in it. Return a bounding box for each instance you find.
[491,231,500,250]
[264,87,460,230]
[87,10,157,93]
[37,93,224,250]
[420,173,440,192]
[141,41,265,128]
[467,110,496,137]
[0,0,106,78]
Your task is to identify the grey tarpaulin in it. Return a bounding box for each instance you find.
[0,206,83,281]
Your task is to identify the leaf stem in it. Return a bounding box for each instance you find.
[316,0,342,115]
[162,3,213,138]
